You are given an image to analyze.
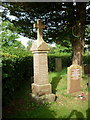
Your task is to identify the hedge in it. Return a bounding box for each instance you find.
[2,53,90,105]
[83,55,90,64]
[48,54,72,71]
[2,55,33,106]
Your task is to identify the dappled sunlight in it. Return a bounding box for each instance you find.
[3,67,88,119]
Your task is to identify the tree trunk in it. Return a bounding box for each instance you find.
[72,35,84,66]
[71,3,86,66]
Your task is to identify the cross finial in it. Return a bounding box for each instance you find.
[33,20,45,42]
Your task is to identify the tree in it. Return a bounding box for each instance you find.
[85,25,90,53]
[0,20,27,57]
[49,44,71,55]
[2,2,90,65]
[85,25,90,45]
[66,2,86,66]
[27,40,33,51]
[1,20,24,48]
[2,2,73,44]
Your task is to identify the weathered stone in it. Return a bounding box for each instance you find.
[33,52,48,85]
[32,83,52,96]
[30,93,55,104]
[84,64,90,74]
[30,19,53,96]
[40,94,55,102]
[67,65,82,93]
[55,58,62,72]
[31,41,50,52]
[33,19,45,42]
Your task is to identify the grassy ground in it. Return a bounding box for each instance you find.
[2,68,90,119]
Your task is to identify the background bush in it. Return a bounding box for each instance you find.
[83,54,90,64]
[48,54,72,71]
[2,54,33,106]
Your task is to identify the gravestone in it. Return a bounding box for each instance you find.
[31,20,55,99]
[84,64,90,75]
[67,65,82,93]
[55,58,62,72]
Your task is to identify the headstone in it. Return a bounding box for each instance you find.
[67,65,82,93]
[84,64,90,75]
[55,58,62,72]
[31,20,54,97]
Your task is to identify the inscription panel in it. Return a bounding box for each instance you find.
[71,68,80,80]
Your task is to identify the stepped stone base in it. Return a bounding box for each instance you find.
[32,83,52,96]
[30,93,55,104]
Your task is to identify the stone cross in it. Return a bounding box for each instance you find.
[33,19,45,42]
[31,20,54,97]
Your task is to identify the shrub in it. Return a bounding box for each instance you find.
[83,55,90,64]
[2,54,33,106]
[48,54,72,71]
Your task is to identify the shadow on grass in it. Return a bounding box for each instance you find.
[65,108,90,120]
[51,74,62,94]
[2,80,57,119]
[86,107,90,120]
[2,96,56,119]
[50,68,67,94]
[66,110,85,120]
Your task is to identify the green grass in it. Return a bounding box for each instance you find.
[2,68,89,119]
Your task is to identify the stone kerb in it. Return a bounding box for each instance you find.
[67,65,82,93]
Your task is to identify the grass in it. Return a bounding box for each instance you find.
[2,67,89,119]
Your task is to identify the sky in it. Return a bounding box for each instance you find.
[17,35,56,48]
[17,35,32,47]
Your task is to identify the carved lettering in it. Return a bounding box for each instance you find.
[71,69,80,80]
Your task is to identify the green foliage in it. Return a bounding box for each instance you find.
[2,46,31,57]
[85,25,90,51]
[1,20,32,60]
[27,40,33,51]
[49,44,72,56]
[83,55,90,64]
[0,20,23,48]
[1,20,33,105]
[85,25,90,41]
[48,54,72,72]
[2,54,33,106]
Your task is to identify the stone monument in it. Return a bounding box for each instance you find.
[84,64,90,74]
[67,65,82,93]
[55,58,62,72]
[31,20,55,102]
